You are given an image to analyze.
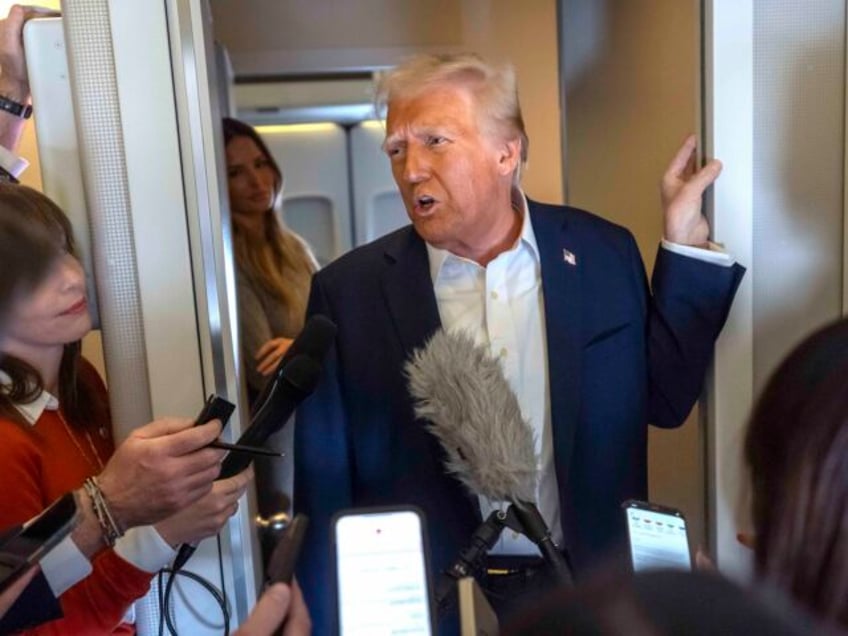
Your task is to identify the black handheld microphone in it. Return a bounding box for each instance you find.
[172,355,322,570]
[406,329,573,590]
[249,314,337,417]
[172,316,335,571]
[219,354,322,479]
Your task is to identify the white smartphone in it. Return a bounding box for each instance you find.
[333,506,434,636]
[623,499,692,572]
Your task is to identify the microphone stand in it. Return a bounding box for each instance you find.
[512,501,573,586]
[435,507,522,614]
[436,503,574,615]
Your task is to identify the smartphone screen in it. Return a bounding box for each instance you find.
[624,500,691,572]
[334,507,433,636]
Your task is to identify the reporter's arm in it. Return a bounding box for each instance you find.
[96,417,224,529]
[0,568,62,632]
[234,581,311,636]
[0,565,38,618]
[40,493,168,633]
[155,467,253,547]
[281,581,311,636]
[0,5,59,154]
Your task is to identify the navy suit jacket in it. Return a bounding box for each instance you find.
[0,571,61,633]
[295,200,744,633]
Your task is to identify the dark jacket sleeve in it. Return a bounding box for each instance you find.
[293,274,353,636]
[0,571,62,633]
[645,242,745,428]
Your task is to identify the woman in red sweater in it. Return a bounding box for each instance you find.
[0,185,252,634]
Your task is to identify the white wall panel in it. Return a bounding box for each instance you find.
[752,0,845,393]
[350,121,408,245]
[705,0,847,580]
[258,124,351,265]
[703,0,755,581]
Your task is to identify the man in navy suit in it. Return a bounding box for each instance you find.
[295,53,744,632]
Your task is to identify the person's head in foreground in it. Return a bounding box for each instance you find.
[745,317,848,629]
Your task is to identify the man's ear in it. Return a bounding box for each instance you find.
[496,137,522,177]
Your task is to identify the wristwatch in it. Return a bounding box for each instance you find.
[0,95,32,119]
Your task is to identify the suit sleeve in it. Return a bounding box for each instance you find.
[0,572,62,633]
[25,552,152,635]
[294,274,353,636]
[642,240,745,428]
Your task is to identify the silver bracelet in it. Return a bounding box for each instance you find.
[83,477,124,546]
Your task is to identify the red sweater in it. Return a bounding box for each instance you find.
[0,361,153,634]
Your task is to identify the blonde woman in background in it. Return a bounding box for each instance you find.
[223,117,317,399]
[223,118,317,521]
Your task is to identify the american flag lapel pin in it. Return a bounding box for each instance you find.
[562,249,577,266]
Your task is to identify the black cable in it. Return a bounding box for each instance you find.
[163,566,230,635]
[158,556,231,635]
[217,534,231,635]
[164,570,179,636]
[157,570,166,636]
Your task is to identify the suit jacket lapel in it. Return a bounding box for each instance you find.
[380,228,442,356]
[530,201,583,491]
[380,228,484,522]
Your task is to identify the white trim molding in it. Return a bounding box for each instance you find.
[702,0,755,581]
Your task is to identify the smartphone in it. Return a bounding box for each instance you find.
[623,499,692,572]
[266,514,308,585]
[194,394,235,431]
[0,492,79,593]
[333,507,434,636]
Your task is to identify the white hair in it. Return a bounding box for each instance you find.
[376,52,529,185]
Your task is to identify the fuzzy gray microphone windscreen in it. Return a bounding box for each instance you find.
[405,328,538,504]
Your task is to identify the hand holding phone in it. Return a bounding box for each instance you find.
[194,395,235,431]
[0,492,78,593]
[170,395,238,572]
[623,499,692,572]
[195,395,281,457]
[266,514,308,585]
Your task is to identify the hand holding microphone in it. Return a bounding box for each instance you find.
[172,315,336,570]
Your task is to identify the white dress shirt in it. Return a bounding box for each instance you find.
[427,191,559,556]
[426,189,735,556]
[0,144,28,180]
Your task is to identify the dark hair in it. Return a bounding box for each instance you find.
[745,318,848,628]
[0,184,102,432]
[0,214,57,331]
[503,570,817,636]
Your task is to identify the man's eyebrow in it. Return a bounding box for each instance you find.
[382,122,460,150]
[382,134,406,151]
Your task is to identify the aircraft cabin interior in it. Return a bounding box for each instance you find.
[2,0,847,633]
